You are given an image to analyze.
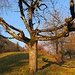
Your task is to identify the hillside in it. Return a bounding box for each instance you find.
[0,35,25,52]
[0,52,75,75]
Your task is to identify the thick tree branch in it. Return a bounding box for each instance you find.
[70,0,75,19]
[36,17,75,39]
[65,17,75,31]
[21,16,32,33]
[0,18,30,44]
[36,27,68,41]
[18,0,32,33]
[18,0,25,17]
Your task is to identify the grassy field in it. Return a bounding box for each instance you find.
[0,52,75,75]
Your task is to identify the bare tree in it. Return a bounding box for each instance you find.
[0,0,75,74]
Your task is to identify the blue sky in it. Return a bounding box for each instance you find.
[0,3,28,47]
[0,0,71,47]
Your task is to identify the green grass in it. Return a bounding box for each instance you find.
[0,52,29,75]
[0,52,75,75]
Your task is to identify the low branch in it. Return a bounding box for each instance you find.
[0,17,30,44]
[1,19,22,32]
[36,27,68,41]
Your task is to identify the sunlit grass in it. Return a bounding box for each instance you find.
[0,52,29,75]
[0,52,75,75]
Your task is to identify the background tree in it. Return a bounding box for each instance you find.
[40,0,67,62]
[16,42,20,51]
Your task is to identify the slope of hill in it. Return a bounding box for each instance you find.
[0,35,25,52]
[0,52,75,75]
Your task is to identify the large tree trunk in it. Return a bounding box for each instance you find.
[28,41,38,75]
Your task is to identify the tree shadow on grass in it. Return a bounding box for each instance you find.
[39,58,64,70]
[0,53,29,74]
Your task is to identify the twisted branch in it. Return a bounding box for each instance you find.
[0,17,30,44]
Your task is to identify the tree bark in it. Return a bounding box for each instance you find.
[28,41,38,75]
